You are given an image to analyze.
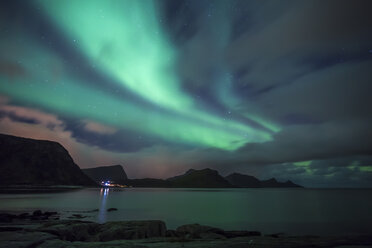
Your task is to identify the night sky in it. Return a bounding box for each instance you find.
[1,0,372,187]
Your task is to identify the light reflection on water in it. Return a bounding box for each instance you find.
[98,188,109,223]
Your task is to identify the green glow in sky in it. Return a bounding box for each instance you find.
[37,0,190,111]
[359,166,372,172]
[0,38,270,150]
[0,0,278,151]
[293,161,312,167]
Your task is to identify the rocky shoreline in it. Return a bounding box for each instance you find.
[1,210,372,248]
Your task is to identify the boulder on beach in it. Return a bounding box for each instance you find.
[98,220,166,241]
[175,223,261,239]
[39,220,100,241]
[223,230,261,238]
[0,211,59,223]
[38,220,166,242]
[176,223,225,239]
[0,231,57,248]
[0,218,371,247]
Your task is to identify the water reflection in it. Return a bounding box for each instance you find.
[98,188,109,223]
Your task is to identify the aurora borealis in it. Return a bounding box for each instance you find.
[1,0,372,187]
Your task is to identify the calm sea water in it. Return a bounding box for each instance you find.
[1,188,371,236]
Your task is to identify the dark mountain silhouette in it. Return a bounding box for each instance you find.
[0,133,96,186]
[167,168,232,188]
[225,173,261,188]
[122,168,233,188]
[225,173,302,188]
[82,165,128,184]
[260,178,301,188]
[0,133,302,188]
[123,168,302,188]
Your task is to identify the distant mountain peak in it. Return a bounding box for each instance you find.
[82,164,128,184]
[266,178,278,183]
[226,172,302,188]
[225,173,261,188]
[166,168,231,188]
[185,169,196,174]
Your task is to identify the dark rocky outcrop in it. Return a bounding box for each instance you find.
[38,220,167,241]
[225,173,261,188]
[0,231,57,248]
[0,216,371,247]
[3,231,372,248]
[260,178,302,188]
[0,210,59,223]
[0,133,96,186]
[175,224,261,239]
[68,214,87,219]
[98,221,166,241]
[223,230,261,238]
[167,168,232,188]
[82,165,128,184]
[176,224,225,239]
[39,220,101,241]
[225,173,302,188]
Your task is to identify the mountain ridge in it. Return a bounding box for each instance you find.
[225,172,302,188]
[82,165,128,184]
[0,133,97,186]
[0,133,302,188]
[83,166,302,188]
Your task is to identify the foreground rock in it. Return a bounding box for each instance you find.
[0,210,59,223]
[0,231,57,248]
[175,223,262,240]
[176,224,226,239]
[3,233,372,248]
[38,220,166,241]
[99,221,166,241]
[0,217,371,248]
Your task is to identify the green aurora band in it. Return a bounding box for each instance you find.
[0,0,279,150]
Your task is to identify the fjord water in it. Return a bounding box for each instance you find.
[1,188,371,235]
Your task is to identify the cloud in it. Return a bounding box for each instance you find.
[0,102,128,168]
[227,0,372,91]
[253,60,372,123]
[0,99,63,128]
[0,100,189,178]
[239,120,372,163]
[81,120,117,135]
[268,157,372,188]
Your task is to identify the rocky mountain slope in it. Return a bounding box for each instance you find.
[167,168,232,188]
[0,133,96,186]
[225,172,302,188]
[82,165,128,184]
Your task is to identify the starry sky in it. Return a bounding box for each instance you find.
[1,0,372,187]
